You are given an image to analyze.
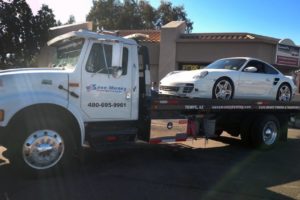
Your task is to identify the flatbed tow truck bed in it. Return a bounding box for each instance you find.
[149,98,300,148]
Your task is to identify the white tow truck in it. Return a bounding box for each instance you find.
[0,30,299,175]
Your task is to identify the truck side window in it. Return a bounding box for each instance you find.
[86,43,112,73]
[122,47,128,75]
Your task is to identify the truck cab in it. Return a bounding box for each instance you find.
[0,30,151,173]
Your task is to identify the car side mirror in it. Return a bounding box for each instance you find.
[244,66,258,73]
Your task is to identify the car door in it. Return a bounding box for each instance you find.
[80,41,133,120]
[237,60,274,98]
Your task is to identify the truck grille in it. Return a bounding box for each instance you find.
[183,84,194,93]
[160,86,179,92]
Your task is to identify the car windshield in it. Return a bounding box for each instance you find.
[205,58,246,71]
[50,38,84,69]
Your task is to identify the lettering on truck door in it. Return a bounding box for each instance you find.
[81,41,133,120]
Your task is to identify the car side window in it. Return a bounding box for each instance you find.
[244,60,267,74]
[264,64,279,75]
[86,43,112,73]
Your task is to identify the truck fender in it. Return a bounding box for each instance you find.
[1,94,86,146]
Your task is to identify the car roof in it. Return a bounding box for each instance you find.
[219,57,274,64]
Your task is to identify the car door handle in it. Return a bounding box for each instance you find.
[266,78,271,82]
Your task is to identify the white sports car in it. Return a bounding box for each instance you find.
[159,57,297,101]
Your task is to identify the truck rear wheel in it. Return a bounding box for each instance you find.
[251,115,280,149]
[7,114,79,177]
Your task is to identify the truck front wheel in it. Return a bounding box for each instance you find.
[7,114,78,176]
[251,115,280,149]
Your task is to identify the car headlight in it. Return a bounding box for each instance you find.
[193,71,208,79]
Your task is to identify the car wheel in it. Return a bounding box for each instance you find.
[277,83,292,102]
[212,78,234,100]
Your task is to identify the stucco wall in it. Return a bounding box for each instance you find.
[139,42,160,84]
[176,41,276,65]
[158,21,186,80]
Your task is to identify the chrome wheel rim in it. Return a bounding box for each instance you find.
[278,85,291,101]
[215,80,232,100]
[262,121,277,145]
[22,130,64,170]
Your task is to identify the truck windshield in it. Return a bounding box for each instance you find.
[205,58,246,71]
[51,39,84,69]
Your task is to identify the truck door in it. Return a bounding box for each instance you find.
[81,41,133,120]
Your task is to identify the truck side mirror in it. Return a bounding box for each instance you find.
[111,66,123,78]
[111,43,123,78]
[112,43,123,67]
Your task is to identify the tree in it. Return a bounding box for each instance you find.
[156,1,193,32]
[117,0,143,29]
[65,15,76,24]
[87,0,122,30]
[35,4,57,49]
[0,0,36,66]
[0,1,57,68]
[86,0,193,32]
[138,0,156,29]
[56,20,62,26]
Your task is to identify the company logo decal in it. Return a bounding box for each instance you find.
[86,84,126,93]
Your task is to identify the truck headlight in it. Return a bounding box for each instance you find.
[0,110,4,122]
[193,71,208,79]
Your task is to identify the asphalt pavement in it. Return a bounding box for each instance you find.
[1,129,300,200]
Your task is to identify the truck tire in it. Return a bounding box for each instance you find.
[251,115,280,149]
[6,114,79,177]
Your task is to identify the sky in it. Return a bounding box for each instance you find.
[26,0,300,45]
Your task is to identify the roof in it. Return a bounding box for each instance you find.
[47,29,137,46]
[115,31,281,44]
[162,21,185,29]
[116,30,161,42]
[49,22,93,31]
[178,32,280,44]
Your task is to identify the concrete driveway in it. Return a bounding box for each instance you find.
[1,129,300,200]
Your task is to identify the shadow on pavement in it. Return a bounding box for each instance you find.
[0,136,300,200]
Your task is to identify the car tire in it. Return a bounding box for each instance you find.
[6,113,79,177]
[251,115,280,149]
[212,78,234,100]
[276,83,292,102]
